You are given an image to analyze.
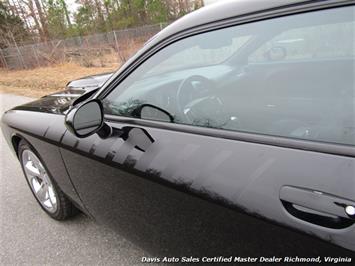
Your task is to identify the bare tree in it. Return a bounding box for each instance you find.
[33,0,49,40]
[11,0,32,32]
[60,0,72,27]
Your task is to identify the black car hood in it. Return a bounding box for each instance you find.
[12,72,113,115]
[13,88,90,115]
[66,72,113,89]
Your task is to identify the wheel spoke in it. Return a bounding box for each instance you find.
[47,186,57,206]
[43,199,52,208]
[24,161,40,177]
[36,183,49,202]
[22,149,58,213]
[28,152,39,166]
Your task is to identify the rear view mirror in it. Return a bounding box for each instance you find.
[264,46,287,61]
[133,104,174,123]
[65,99,104,138]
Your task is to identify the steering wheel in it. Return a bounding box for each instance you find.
[176,75,218,123]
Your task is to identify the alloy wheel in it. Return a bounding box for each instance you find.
[21,150,58,213]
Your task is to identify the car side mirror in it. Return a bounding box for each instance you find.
[65,99,105,138]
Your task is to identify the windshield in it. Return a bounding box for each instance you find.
[145,33,252,77]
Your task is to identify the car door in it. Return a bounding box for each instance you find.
[60,5,355,255]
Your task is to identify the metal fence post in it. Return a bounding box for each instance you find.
[15,45,26,69]
[0,49,8,69]
[113,30,120,61]
[11,32,26,69]
[32,44,40,67]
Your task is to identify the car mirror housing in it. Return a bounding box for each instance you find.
[64,100,155,150]
[65,99,105,138]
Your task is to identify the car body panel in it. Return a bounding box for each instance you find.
[12,95,77,114]
[2,105,354,254]
[1,110,86,211]
[58,118,355,252]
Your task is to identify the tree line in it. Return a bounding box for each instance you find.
[0,0,204,48]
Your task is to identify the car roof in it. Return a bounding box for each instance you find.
[146,0,350,48]
[161,1,304,33]
[147,0,308,46]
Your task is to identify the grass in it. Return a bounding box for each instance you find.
[0,63,118,98]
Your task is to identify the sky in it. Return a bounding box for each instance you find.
[64,0,223,13]
[66,0,80,13]
[204,0,221,5]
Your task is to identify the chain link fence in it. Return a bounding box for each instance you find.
[0,23,167,70]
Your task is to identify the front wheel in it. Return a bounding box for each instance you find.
[18,140,78,220]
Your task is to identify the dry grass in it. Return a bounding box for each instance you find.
[0,63,119,98]
[0,38,146,98]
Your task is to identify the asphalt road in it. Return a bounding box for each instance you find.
[0,93,354,265]
[0,94,149,265]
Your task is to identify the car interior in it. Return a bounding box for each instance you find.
[104,6,355,146]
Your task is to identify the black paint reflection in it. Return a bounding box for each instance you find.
[60,144,355,258]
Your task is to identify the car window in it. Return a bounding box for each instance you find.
[249,22,355,62]
[146,34,251,76]
[103,6,355,146]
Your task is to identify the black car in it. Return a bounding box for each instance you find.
[2,0,355,256]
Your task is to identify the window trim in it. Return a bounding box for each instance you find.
[98,2,355,157]
[105,115,355,158]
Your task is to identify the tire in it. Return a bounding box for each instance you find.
[18,139,78,220]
